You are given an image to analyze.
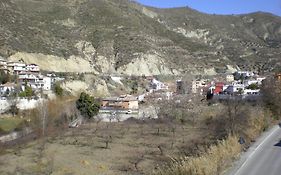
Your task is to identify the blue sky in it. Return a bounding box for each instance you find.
[136,0,281,16]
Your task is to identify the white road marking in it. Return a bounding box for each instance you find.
[234,126,280,175]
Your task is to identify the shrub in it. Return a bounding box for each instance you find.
[54,83,63,97]
[27,97,78,137]
[0,127,8,135]
[9,103,19,116]
[76,92,100,119]
[246,83,259,90]
[0,70,10,84]
[19,84,33,97]
[154,135,241,175]
[261,78,281,117]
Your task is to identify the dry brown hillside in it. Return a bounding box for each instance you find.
[0,0,281,75]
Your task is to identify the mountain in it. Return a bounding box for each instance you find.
[0,0,281,75]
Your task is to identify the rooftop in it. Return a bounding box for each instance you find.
[0,82,16,88]
[103,95,138,102]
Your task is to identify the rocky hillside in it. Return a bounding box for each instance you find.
[1,0,281,75]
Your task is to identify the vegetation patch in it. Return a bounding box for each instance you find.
[154,135,241,175]
[0,117,24,134]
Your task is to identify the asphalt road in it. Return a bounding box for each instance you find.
[232,126,281,175]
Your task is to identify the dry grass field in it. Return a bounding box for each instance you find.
[0,121,208,174]
[0,120,209,175]
[0,97,218,175]
[0,96,272,175]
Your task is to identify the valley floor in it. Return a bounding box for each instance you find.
[0,121,208,175]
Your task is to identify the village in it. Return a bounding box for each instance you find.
[96,69,276,122]
[0,58,280,175]
[1,0,281,174]
[0,56,64,112]
[1,53,280,173]
[0,54,276,121]
[1,54,281,133]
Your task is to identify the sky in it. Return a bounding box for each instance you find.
[136,0,281,17]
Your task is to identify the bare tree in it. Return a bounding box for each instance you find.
[208,99,250,139]
[139,112,146,135]
[36,99,48,138]
[129,150,145,172]
[93,115,102,133]
[107,111,118,124]
[33,100,55,175]
[7,95,19,117]
[261,77,281,118]
[101,122,113,149]
[157,145,164,156]
[181,73,195,94]
[104,135,112,149]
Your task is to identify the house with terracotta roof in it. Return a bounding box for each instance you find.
[101,95,139,111]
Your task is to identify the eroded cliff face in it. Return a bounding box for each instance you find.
[9,52,93,73]
[1,0,281,77]
[8,40,178,76]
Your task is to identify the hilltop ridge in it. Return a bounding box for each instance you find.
[0,0,280,75]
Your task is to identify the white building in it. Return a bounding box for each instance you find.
[208,85,215,94]
[0,59,7,66]
[232,80,244,86]
[5,61,41,74]
[244,80,259,87]
[243,89,260,95]
[13,63,26,74]
[138,94,145,102]
[43,76,51,91]
[19,72,37,84]
[34,75,45,90]
[0,83,15,96]
[256,77,266,85]
[236,71,254,78]
[166,92,173,100]
[47,73,65,86]
[226,75,234,82]
[225,84,245,94]
[19,72,52,91]
[192,79,208,94]
[151,79,168,91]
[26,64,40,73]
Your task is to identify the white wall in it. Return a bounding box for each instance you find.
[17,99,44,110]
[0,99,10,112]
[43,77,51,91]
[0,98,44,113]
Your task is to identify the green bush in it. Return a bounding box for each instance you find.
[54,83,63,97]
[0,118,24,133]
[76,92,100,119]
[0,70,10,84]
[19,84,33,97]
[246,83,259,90]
